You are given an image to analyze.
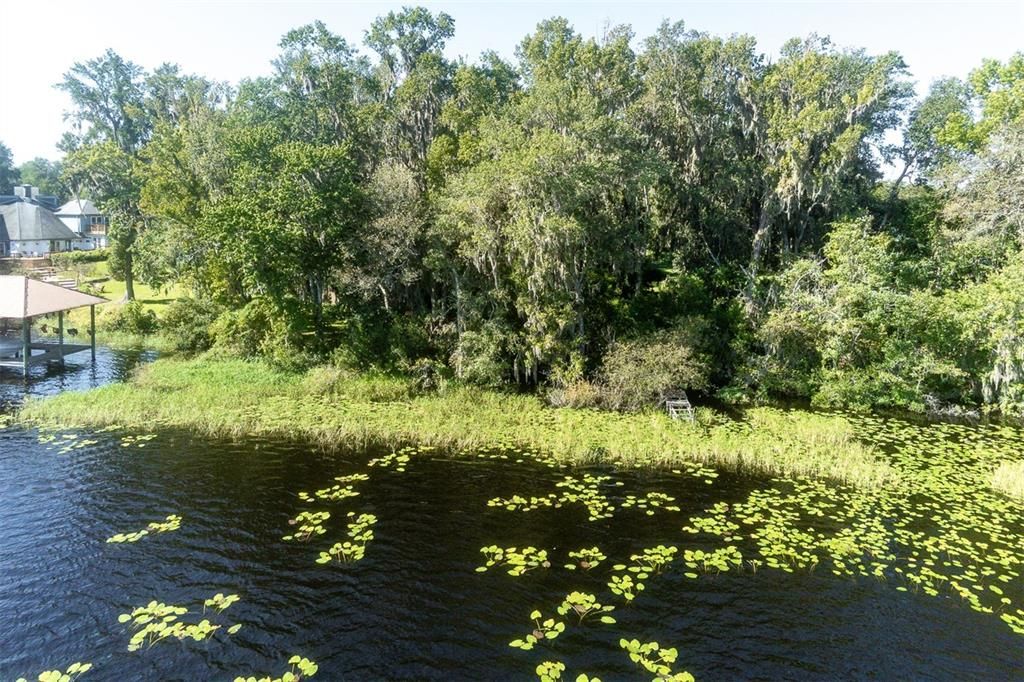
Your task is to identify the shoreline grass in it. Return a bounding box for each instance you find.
[17,357,897,489]
[992,461,1024,500]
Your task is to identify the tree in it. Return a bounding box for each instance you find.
[62,141,144,298]
[57,49,149,154]
[203,127,367,339]
[0,141,19,193]
[366,7,456,183]
[638,21,763,266]
[274,21,374,148]
[18,158,66,198]
[436,19,660,382]
[746,39,912,292]
[59,50,151,300]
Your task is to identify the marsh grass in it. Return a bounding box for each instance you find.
[18,357,896,488]
[992,461,1024,499]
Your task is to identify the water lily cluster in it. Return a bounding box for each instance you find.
[233,655,318,682]
[477,545,551,576]
[15,663,92,682]
[106,514,182,544]
[117,594,242,651]
[316,513,378,563]
[282,511,331,542]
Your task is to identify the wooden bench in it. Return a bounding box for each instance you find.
[665,394,695,422]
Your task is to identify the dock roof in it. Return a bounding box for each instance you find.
[0,276,107,319]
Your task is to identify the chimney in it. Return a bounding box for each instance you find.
[13,185,40,200]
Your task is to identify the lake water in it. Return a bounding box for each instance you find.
[0,350,1021,680]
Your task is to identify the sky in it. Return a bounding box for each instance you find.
[1,0,1021,165]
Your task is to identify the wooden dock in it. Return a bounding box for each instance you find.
[0,342,93,370]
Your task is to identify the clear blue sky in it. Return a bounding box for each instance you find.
[1,0,1021,164]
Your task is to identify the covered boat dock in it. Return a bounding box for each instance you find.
[0,276,107,374]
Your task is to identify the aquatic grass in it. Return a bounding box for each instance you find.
[17,357,896,489]
[991,460,1024,499]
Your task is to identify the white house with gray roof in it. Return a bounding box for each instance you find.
[55,198,109,249]
[0,198,80,257]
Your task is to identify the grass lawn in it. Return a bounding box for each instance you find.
[50,262,185,348]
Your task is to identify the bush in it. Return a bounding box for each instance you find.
[450,324,507,387]
[210,298,317,370]
[101,300,159,336]
[598,325,710,412]
[546,379,603,408]
[161,298,222,355]
[303,365,414,402]
[50,249,109,268]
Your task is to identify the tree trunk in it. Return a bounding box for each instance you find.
[744,200,774,311]
[122,250,135,302]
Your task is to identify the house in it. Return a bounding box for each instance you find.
[0,184,58,210]
[0,187,81,257]
[55,198,110,249]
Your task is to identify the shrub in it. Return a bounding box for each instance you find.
[303,366,414,402]
[598,325,710,412]
[547,380,603,408]
[450,324,507,387]
[50,249,109,268]
[209,298,317,370]
[101,300,159,336]
[161,298,222,355]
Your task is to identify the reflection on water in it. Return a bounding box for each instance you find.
[0,346,156,413]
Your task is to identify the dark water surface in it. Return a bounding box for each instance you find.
[0,351,1021,680]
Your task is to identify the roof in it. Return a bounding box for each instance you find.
[55,199,102,217]
[0,201,80,242]
[0,276,107,319]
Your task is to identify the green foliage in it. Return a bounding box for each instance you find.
[15,663,92,682]
[509,609,566,650]
[555,591,615,624]
[106,514,181,543]
[619,639,693,681]
[316,512,378,564]
[20,357,895,488]
[598,327,710,411]
[101,300,159,336]
[564,546,605,571]
[50,250,110,268]
[476,545,551,576]
[234,655,318,682]
[535,661,565,682]
[161,297,222,354]
[282,511,330,542]
[117,594,241,651]
[0,140,19,192]
[18,157,66,198]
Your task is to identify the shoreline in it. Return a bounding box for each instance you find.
[17,356,897,489]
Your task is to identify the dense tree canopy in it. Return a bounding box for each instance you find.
[44,11,1024,415]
